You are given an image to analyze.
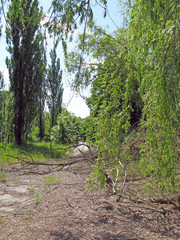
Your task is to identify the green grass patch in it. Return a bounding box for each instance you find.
[43,175,61,188]
[0,170,6,182]
[0,141,70,166]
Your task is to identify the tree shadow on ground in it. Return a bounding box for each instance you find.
[8,142,68,159]
[50,230,80,240]
[95,232,145,240]
[50,229,145,240]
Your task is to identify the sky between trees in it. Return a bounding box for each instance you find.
[0,0,121,118]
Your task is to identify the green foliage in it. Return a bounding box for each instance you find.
[43,175,61,189]
[0,141,68,166]
[28,124,40,142]
[0,72,4,90]
[43,112,52,141]
[6,0,46,145]
[88,163,107,190]
[0,169,6,182]
[50,108,83,144]
[0,91,14,145]
[24,210,32,219]
[28,174,35,194]
[65,0,180,193]
[47,44,63,128]
[34,192,41,204]
[127,0,180,191]
[38,49,47,141]
[49,0,107,37]
[0,0,178,196]
[105,204,114,211]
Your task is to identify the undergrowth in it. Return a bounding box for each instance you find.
[0,141,69,166]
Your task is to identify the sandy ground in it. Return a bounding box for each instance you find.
[0,143,179,240]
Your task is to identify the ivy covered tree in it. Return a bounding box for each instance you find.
[6,0,46,145]
[47,44,63,128]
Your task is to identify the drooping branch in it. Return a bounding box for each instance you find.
[117,160,127,202]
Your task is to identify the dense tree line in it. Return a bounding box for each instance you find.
[0,0,65,145]
[0,0,90,146]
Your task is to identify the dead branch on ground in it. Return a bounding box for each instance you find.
[2,143,97,175]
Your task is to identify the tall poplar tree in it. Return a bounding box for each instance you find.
[6,0,45,145]
[47,45,63,128]
[38,49,47,140]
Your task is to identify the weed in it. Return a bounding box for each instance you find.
[34,192,41,204]
[43,175,61,189]
[0,215,3,222]
[28,175,35,194]
[0,170,6,182]
[24,210,32,219]
[105,204,114,211]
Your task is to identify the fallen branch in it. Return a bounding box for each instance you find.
[150,195,180,210]
[65,197,75,209]
[3,144,97,175]
[3,154,86,167]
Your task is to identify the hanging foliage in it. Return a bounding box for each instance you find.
[65,0,179,193]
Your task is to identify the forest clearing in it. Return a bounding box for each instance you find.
[0,0,180,239]
[0,143,179,240]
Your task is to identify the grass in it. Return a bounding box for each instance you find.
[0,170,6,182]
[34,192,41,204]
[0,141,71,166]
[24,210,32,219]
[43,175,61,189]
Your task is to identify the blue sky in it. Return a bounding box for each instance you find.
[0,0,122,118]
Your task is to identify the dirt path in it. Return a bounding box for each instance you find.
[0,144,179,240]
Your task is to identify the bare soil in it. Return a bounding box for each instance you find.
[0,145,180,240]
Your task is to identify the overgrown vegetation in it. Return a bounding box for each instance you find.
[0,0,179,199]
[65,0,180,194]
[0,141,69,166]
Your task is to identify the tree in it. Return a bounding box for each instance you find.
[0,3,2,37]
[47,44,63,128]
[0,90,14,144]
[65,0,180,192]
[0,4,4,91]
[38,49,47,140]
[51,108,82,144]
[6,0,45,145]
[49,0,107,37]
[45,0,108,58]
[0,72,4,91]
[126,0,180,190]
